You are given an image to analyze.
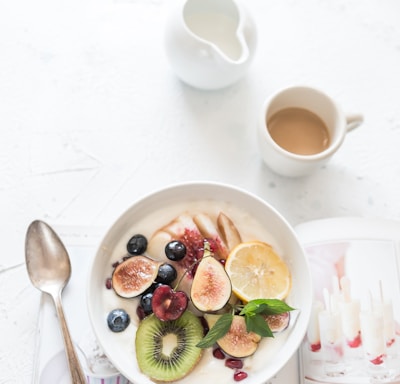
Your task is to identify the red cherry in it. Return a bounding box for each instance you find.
[151,285,188,321]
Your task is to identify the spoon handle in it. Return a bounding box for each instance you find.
[52,291,87,384]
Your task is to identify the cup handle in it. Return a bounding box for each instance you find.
[345,114,364,132]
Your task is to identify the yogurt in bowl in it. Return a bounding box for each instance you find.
[87,181,312,384]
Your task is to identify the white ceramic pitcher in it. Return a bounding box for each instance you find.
[164,0,257,90]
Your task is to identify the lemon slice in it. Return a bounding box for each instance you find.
[225,241,291,302]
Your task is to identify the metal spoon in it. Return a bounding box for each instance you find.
[25,220,87,383]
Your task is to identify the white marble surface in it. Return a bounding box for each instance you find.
[1,0,400,382]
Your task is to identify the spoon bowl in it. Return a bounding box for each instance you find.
[25,220,87,384]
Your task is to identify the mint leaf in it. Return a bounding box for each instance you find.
[240,299,294,316]
[196,314,233,349]
[245,314,274,337]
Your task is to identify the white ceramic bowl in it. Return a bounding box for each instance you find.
[87,181,312,384]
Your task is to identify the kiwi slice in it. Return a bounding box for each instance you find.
[135,310,204,382]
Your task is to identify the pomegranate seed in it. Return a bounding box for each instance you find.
[105,278,112,289]
[112,260,120,268]
[219,259,226,266]
[213,348,225,360]
[234,371,248,381]
[225,358,243,369]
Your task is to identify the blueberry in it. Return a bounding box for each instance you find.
[107,309,130,332]
[127,234,148,255]
[140,292,153,315]
[165,240,186,261]
[156,263,177,284]
[142,282,164,295]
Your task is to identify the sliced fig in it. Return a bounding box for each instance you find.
[190,253,232,312]
[265,312,290,333]
[217,212,242,251]
[112,255,160,298]
[193,213,229,259]
[205,314,262,358]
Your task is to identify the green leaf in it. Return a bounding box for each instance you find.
[196,314,233,349]
[240,299,294,316]
[245,314,274,337]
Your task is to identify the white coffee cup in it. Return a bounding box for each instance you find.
[257,85,363,177]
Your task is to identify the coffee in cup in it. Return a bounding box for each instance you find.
[257,86,363,177]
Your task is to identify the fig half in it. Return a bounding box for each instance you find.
[205,314,262,358]
[265,312,290,333]
[190,255,232,312]
[112,255,160,298]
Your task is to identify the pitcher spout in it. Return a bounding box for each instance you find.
[165,0,257,90]
[183,0,253,64]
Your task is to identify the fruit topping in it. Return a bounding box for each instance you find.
[265,312,290,333]
[107,308,130,332]
[156,263,178,284]
[147,212,243,304]
[213,347,226,359]
[152,284,189,321]
[140,292,154,316]
[126,234,148,255]
[225,241,291,302]
[234,371,248,381]
[142,281,164,295]
[106,210,294,383]
[225,358,243,369]
[217,212,242,253]
[165,240,187,261]
[112,255,160,298]
[204,314,262,358]
[190,244,232,312]
[105,277,112,289]
[135,310,204,382]
[193,213,229,259]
